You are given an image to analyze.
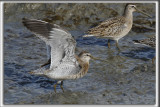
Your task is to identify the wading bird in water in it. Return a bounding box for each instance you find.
[83,4,152,51]
[22,18,97,93]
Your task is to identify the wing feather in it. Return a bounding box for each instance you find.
[87,16,126,37]
[22,18,77,69]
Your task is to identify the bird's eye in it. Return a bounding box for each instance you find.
[132,6,135,8]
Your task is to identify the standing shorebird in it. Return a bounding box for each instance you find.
[22,18,97,93]
[83,4,151,50]
[133,36,156,63]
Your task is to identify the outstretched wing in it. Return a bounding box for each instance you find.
[22,18,77,69]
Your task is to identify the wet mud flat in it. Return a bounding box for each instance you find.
[3,3,156,104]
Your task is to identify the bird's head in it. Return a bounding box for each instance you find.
[78,51,107,63]
[78,51,94,63]
[125,4,152,18]
[125,4,137,12]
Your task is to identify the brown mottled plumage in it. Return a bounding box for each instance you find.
[87,16,128,39]
[83,4,151,50]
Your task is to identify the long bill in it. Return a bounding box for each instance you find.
[135,8,152,18]
[89,55,108,62]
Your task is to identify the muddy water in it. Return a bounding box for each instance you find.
[3,3,156,104]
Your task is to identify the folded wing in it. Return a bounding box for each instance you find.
[87,16,126,37]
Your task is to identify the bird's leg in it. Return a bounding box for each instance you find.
[115,40,121,51]
[60,81,64,93]
[41,58,51,67]
[152,56,155,64]
[108,39,111,49]
[53,82,58,93]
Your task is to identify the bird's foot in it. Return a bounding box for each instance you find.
[60,85,64,93]
[108,43,110,49]
[117,47,121,55]
[108,39,111,49]
[60,81,64,93]
[53,84,57,93]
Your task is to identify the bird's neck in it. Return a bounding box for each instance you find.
[123,10,133,26]
[80,62,89,75]
[74,55,89,78]
[123,10,133,21]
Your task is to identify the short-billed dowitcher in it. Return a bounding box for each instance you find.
[83,4,152,50]
[22,18,97,93]
[133,36,155,63]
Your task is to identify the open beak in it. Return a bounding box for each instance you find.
[135,7,152,18]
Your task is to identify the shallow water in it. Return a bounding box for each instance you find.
[3,3,156,104]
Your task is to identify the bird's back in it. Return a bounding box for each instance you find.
[86,16,132,40]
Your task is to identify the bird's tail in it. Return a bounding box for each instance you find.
[29,67,48,76]
[83,34,94,37]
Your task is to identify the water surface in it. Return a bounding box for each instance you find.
[4,3,156,104]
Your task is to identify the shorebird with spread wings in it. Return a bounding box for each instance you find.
[22,18,97,93]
